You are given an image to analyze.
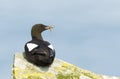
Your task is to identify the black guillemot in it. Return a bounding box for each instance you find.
[24,24,55,66]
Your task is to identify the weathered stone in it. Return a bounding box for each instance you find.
[12,53,120,79]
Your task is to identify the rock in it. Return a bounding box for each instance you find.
[12,53,120,79]
[102,75,120,79]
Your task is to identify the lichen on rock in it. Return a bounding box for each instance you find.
[12,53,119,79]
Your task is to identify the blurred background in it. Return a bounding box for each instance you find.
[0,0,120,79]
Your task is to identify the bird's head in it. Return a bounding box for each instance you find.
[32,24,53,33]
[31,24,53,40]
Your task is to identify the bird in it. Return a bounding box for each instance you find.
[24,24,55,66]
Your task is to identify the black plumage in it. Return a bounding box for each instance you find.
[24,24,55,66]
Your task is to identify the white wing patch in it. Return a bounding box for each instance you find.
[48,44,54,50]
[27,43,38,52]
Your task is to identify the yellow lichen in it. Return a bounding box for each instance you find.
[13,53,105,79]
[45,72,54,77]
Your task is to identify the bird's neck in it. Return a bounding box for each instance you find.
[31,32,44,41]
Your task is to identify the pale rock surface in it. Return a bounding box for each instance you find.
[12,53,120,79]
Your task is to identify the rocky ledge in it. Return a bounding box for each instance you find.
[12,53,119,79]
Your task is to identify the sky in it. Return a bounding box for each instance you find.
[0,0,120,79]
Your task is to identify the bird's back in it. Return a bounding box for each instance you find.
[24,39,55,66]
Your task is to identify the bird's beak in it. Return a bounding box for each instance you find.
[45,25,53,32]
